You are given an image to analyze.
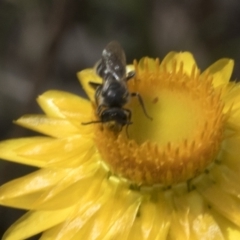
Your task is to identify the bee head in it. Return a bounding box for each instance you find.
[101,108,132,127]
[81,107,132,136]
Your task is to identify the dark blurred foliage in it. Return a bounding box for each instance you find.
[0,0,240,238]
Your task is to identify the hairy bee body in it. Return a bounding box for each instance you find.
[82,41,151,134]
[100,79,129,107]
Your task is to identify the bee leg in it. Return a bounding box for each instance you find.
[81,120,103,125]
[131,92,153,120]
[92,85,104,112]
[123,108,133,138]
[94,59,103,77]
[89,81,102,90]
[96,102,109,116]
[126,71,135,81]
[96,104,104,115]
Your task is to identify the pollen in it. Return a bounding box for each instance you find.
[95,58,226,186]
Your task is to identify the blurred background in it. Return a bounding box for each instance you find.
[0,0,240,238]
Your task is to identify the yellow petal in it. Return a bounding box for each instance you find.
[40,173,110,239]
[223,83,240,112]
[130,195,170,240]
[211,209,240,240]
[160,51,197,76]
[170,190,224,240]
[226,107,240,133]
[2,207,75,240]
[187,192,224,240]
[169,190,193,240]
[202,58,234,88]
[222,136,240,157]
[32,162,101,210]
[127,217,142,239]
[81,182,141,240]
[0,168,72,199]
[101,195,141,240]
[220,149,240,174]
[0,192,45,210]
[169,208,190,239]
[15,135,92,163]
[77,69,102,102]
[0,137,51,167]
[196,176,240,228]
[191,213,224,240]
[0,162,100,211]
[15,115,90,138]
[0,160,96,198]
[37,90,92,122]
[40,207,99,240]
[210,165,240,197]
[45,144,96,168]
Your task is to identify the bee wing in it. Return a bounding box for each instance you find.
[103,41,127,80]
[94,41,127,81]
[101,77,112,94]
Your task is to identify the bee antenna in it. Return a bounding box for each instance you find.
[81,120,103,125]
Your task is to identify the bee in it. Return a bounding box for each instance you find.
[82,41,152,134]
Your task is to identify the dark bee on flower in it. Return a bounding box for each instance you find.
[82,41,152,134]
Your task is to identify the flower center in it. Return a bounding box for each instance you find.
[94,58,225,186]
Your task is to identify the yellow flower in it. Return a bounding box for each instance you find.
[1,52,240,240]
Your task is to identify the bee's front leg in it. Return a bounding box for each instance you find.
[131,92,152,120]
[88,81,102,89]
[126,71,135,81]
